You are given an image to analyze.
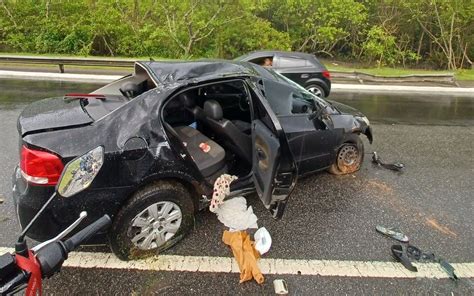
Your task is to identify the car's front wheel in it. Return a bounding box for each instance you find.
[109,180,195,260]
[328,135,364,175]
[305,84,326,98]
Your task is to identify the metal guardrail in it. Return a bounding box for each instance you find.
[0,55,135,73]
[331,70,457,86]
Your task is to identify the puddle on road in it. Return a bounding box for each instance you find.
[331,92,474,126]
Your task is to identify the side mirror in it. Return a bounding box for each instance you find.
[57,146,104,198]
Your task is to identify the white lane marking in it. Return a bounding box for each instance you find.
[1,70,474,96]
[1,247,472,279]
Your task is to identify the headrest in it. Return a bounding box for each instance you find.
[204,100,223,120]
[120,82,140,98]
[180,93,196,108]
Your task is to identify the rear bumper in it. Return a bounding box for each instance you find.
[12,165,131,243]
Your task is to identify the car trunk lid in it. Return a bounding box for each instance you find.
[18,94,129,136]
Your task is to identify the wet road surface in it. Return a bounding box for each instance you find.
[0,79,473,295]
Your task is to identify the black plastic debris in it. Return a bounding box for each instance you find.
[392,245,417,272]
[392,244,458,280]
[376,225,409,243]
[439,259,458,281]
[406,245,458,281]
[372,151,404,171]
[377,227,458,280]
[406,245,435,261]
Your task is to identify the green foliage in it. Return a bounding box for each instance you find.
[362,26,419,67]
[0,0,472,69]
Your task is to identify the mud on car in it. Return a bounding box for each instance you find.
[12,60,372,260]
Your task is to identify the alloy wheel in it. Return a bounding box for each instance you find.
[128,201,182,250]
[307,86,323,97]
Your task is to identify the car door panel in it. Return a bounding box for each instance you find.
[252,120,280,205]
[248,79,297,219]
[278,115,335,174]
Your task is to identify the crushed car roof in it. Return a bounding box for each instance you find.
[137,60,260,85]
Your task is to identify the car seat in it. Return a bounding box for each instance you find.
[203,100,252,165]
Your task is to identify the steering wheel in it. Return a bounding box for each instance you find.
[309,107,325,121]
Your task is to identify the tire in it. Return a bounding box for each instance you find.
[109,180,194,260]
[328,135,364,175]
[305,84,326,98]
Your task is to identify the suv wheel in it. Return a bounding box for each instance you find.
[305,84,325,98]
[328,135,364,175]
[109,180,194,260]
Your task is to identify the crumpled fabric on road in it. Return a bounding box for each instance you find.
[215,197,258,231]
[222,230,264,284]
[209,174,238,213]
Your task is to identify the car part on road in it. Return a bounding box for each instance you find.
[391,245,418,272]
[273,279,289,295]
[328,135,364,175]
[222,230,264,284]
[372,152,404,171]
[376,225,409,243]
[108,181,194,260]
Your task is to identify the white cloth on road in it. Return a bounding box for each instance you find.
[215,197,258,231]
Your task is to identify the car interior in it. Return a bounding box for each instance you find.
[91,64,157,99]
[162,80,253,182]
[248,56,274,67]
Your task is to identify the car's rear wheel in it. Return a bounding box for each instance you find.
[328,135,364,175]
[109,180,194,260]
[305,84,326,98]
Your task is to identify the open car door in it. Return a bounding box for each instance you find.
[248,79,297,219]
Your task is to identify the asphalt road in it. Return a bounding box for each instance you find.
[0,79,473,295]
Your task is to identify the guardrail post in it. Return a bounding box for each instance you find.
[59,64,65,73]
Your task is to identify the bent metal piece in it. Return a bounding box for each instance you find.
[376,225,409,243]
[372,151,404,171]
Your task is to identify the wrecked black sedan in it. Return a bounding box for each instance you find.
[12,60,372,259]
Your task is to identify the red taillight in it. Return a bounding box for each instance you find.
[323,70,331,79]
[20,146,64,186]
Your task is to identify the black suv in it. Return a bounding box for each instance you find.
[236,51,331,98]
[12,60,371,260]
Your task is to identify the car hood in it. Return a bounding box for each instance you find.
[326,99,364,117]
